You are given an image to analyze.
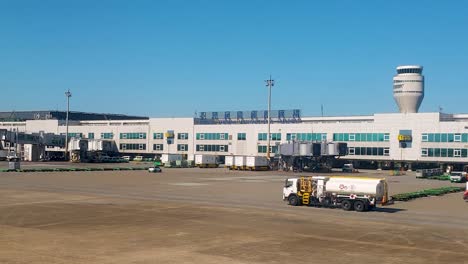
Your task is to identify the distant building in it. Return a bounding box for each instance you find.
[1,65,467,168]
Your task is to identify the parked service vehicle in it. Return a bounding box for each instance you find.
[148,167,162,173]
[342,164,354,173]
[234,156,247,170]
[283,176,389,212]
[246,156,269,171]
[133,156,144,162]
[225,156,234,170]
[449,171,467,183]
[161,154,183,165]
[121,156,132,161]
[195,154,218,168]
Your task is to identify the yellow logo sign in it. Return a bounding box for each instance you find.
[398,134,412,142]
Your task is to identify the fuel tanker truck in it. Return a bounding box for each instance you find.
[283,176,389,212]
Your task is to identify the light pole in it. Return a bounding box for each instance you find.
[65,89,72,160]
[265,76,274,160]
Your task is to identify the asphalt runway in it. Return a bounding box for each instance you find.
[0,168,467,263]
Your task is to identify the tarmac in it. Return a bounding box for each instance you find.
[0,164,467,263]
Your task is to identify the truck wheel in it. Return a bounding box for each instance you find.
[354,200,366,212]
[288,195,299,206]
[341,200,353,211]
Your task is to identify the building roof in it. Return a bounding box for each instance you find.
[0,111,148,121]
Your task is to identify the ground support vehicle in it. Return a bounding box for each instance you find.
[450,171,467,183]
[283,176,388,212]
[246,156,269,171]
[342,164,356,173]
[148,167,162,173]
[195,154,218,168]
[234,156,246,170]
[161,154,182,165]
[225,156,235,170]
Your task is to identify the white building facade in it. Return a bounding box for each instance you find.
[1,112,468,166]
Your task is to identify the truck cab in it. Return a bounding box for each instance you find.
[283,178,298,201]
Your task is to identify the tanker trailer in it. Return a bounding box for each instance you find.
[283,176,388,212]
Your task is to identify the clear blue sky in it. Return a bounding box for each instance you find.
[1,1,467,117]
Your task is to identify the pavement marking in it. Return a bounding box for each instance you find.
[168,183,209,186]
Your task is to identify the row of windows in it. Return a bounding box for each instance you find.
[393,80,423,83]
[61,133,83,138]
[196,144,229,152]
[397,68,422,74]
[177,133,189,140]
[258,133,281,141]
[196,133,229,140]
[286,133,326,141]
[394,91,423,94]
[120,143,146,150]
[258,145,278,154]
[177,144,188,151]
[120,133,146,139]
[333,133,389,142]
[101,133,114,139]
[421,148,468,158]
[422,133,468,143]
[348,147,390,156]
[237,133,246,140]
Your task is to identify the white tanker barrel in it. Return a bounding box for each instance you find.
[325,177,387,201]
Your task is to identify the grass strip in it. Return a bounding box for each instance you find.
[391,187,464,201]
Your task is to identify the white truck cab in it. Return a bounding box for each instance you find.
[450,171,467,183]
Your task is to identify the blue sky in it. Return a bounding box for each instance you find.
[1,1,467,117]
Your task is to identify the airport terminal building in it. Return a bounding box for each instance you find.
[1,65,468,168]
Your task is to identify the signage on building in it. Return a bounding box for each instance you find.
[398,130,412,148]
[398,134,412,142]
[195,109,301,125]
[166,130,174,144]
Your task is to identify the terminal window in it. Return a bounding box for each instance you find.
[153,133,164,139]
[120,133,146,140]
[153,144,163,151]
[196,144,228,152]
[120,143,146,150]
[237,133,246,140]
[101,133,114,139]
[422,148,467,158]
[347,147,389,156]
[333,133,389,142]
[286,133,326,141]
[177,144,188,151]
[257,145,278,154]
[196,133,229,140]
[258,133,281,141]
[177,133,189,140]
[422,133,468,143]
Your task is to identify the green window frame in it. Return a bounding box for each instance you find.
[101,133,114,139]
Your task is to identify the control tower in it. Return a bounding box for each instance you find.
[393,65,424,113]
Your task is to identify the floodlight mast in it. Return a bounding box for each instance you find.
[265,76,274,160]
[65,89,72,160]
